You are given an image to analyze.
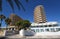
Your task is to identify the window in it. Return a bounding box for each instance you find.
[40,26,43,27]
[9,28,11,30]
[31,29,35,32]
[36,26,39,27]
[45,25,47,27]
[36,29,39,32]
[45,29,49,31]
[50,28,55,32]
[56,28,60,31]
[40,29,44,32]
[49,25,52,27]
[53,24,58,26]
[58,28,60,31]
[12,28,14,30]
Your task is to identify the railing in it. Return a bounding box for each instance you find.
[30,26,60,32]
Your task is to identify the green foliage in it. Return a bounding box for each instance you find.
[22,20,31,29]
[5,18,11,25]
[15,20,23,30]
[15,20,31,30]
[0,14,6,20]
[0,14,6,28]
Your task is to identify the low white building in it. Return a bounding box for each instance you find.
[19,21,60,36]
[6,26,16,31]
[30,22,60,33]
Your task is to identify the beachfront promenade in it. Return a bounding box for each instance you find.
[1,34,60,39]
[1,30,60,39]
[2,34,60,39]
[6,34,60,38]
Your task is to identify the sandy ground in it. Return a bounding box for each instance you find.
[0,31,3,36]
[1,31,60,38]
[26,35,60,38]
[6,34,60,38]
[0,31,5,37]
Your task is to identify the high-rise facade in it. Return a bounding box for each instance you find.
[9,13,23,26]
[34,5,47,23]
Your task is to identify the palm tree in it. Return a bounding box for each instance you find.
[5,18,11,30]
[22,20,31,30]
[0,0,29,12]
[15,20,23,30]
[5,18,11,26]
[15,20,31,30]
[0,14,6,30]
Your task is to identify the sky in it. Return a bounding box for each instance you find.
[0,0,60,27]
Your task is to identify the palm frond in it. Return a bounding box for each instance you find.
[25,0,28,2]
[0,0,29,12]
[0,0,2,11]
[0,14,6,19]
[18,1,25,11]
[7,0,14,10]
[14,0,20,10]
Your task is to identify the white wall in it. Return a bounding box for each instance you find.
[35,32,60,36]
[19,29,35,36]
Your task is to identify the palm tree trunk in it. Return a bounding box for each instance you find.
[0,19,2,30]
[0,0,2,11]
[0,23,1,30]
[6,25,8,31]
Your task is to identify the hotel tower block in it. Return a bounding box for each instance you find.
[34,5,47,23]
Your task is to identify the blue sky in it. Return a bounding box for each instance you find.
[0,0,60,27]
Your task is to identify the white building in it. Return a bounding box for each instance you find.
[19,21,60,36]
[30,22,60,33]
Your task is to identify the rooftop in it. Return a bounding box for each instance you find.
[31,22,58,26]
